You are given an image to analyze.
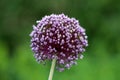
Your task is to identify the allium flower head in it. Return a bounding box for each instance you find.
[30,14,88,71]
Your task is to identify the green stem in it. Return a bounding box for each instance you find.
[48,59,56,80]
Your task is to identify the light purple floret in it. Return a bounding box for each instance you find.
[30,14,88,71]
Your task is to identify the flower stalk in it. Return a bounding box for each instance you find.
[48,59,56,80]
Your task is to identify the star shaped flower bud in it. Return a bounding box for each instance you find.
[30,14,88,72]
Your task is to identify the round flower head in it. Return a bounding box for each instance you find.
[30,14,88,71]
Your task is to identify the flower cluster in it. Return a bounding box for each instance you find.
[30,14,88,71]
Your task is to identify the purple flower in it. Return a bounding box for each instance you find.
[30,14,88,71]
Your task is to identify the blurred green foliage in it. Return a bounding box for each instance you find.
[0,0,120,80]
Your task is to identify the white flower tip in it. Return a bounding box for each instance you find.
[80,55,84,59]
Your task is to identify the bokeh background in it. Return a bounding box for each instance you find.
[0,0,120,80]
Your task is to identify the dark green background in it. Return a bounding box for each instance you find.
[0,0,120,80]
